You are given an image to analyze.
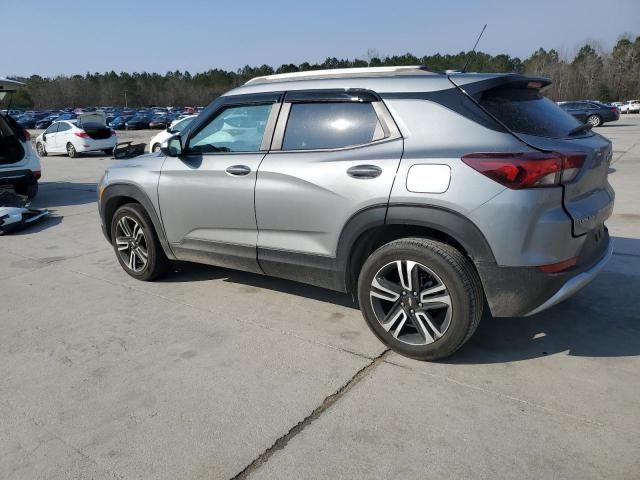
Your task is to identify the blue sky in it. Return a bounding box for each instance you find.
[3,0,639,77]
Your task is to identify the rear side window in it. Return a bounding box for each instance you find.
[283,102,379,150]
[479,86,581,139]
[58,123,72,132]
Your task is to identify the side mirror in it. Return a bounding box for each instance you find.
[161,135,182,156]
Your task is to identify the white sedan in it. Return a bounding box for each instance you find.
[35,113,117,157]
[149,115,197,153]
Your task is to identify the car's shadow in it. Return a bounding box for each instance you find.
[164,237,640,362]
[31,182,97,208]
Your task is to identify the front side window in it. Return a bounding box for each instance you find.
[189,104,272,153]
[45,123,60,134]
[282,102,379,151]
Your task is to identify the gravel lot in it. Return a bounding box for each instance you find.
[1,121,639,479]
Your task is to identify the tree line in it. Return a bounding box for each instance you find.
[7,35,640,109]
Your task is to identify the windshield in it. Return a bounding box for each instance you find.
[479,85,583,139]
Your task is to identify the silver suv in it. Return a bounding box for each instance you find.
[98,67,614,360]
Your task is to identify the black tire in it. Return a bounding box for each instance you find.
[586,114,602,127]
[14,181,38,199]
[66,142,79,158]
[357,238,483,361]
[110,203,172,281]
[36,142,47,157]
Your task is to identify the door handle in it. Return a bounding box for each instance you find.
[226,165,251,176]
[347,165,382,179]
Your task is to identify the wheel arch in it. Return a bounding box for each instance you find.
[338,204,496,294]
[100,183,175,259]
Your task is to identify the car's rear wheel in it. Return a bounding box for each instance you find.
[586,114,602,127]
[357,238,483,361]
[66,142,79,158]
[36,142,47,157]
[110,203,172,281]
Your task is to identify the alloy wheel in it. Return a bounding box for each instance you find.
[115,216,149,272]
[369,260,452,345]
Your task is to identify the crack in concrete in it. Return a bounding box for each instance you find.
[229,349,390,480]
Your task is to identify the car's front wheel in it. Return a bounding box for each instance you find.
[586,114,602,127]
[110,203,172,281]
[66,142,79,158]
[357,238,483,361]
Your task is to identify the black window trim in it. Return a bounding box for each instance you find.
[181,92,283,155]
[270,90,401,152]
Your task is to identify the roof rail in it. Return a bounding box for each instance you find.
[244,66,435,85]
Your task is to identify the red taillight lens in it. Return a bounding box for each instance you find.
[74,131,90,138]
[537,257,577,273]
[32,170,41,180]
[611,108,618,113]
[23,128,31,141]
[461,152,586,189]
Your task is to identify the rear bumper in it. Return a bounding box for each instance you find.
[0,169,38,186]
[477,227,611,317]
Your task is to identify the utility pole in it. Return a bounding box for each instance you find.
[123,90,128,108]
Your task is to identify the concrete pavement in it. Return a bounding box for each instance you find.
[1,122,639,479]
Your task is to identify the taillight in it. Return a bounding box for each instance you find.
[32,170,41,180]
[74,131,90,138]
[461,151,586,189]
[611,108,618,113]
[23,128,31,141]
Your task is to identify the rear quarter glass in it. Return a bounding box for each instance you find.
[479,85,582,139]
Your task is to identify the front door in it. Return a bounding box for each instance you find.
[158,93,281,273]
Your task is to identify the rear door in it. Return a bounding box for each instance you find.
[255,89,403,273]
[464,77,614,237]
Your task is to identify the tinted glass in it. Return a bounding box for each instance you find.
[45,123,60,134]
[58,123,72,132]
[283,102,378,150]
[189,104,272,153]
[480,86,581,138]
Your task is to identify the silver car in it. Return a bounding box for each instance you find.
[98,66,614,360]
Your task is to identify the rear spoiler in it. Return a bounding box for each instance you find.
[447,73,552,98]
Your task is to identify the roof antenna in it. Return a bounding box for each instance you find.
[462,24,487,73]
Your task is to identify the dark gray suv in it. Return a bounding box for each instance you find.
[98,67,614,360]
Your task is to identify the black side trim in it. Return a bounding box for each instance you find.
[284,89,381,103]
[100,183,175,259]
[173,239,263,274]
[385,204,496,263]
[380,88,507,133]
[258,248,342,291]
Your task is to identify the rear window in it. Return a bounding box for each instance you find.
[479,85,582,139]
[283,102,379,151]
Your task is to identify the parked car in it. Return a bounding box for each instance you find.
[35,113,117,157]
[35,119,53,129]
[109,115,134,130]
[148,114,197,152]
[98,67,614,360]
[16,114,38,129]
[0,79,41,198]
[125,114,153,130]
[558,101,619,126]
[620,100,640,114]
[148,115,169,129]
